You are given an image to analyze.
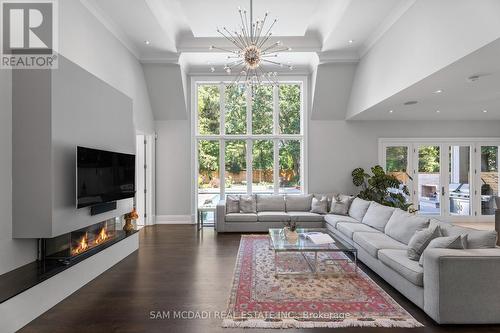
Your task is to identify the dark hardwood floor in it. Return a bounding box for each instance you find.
[19,225,500,333]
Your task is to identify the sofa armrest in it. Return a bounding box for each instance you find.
[423,248,500,324]
[215,200,226,233]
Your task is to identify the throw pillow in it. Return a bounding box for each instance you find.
[430,219,497,249]
[407,225,441,260]
[239,195,256,213]
[329,194,353,215]
[256,194,286,211]
[385,209,429,245]
[419,235,465,266]
[361,202,395,232]
[285,194,313,212]
[310,196,328,214]
[348,198,371,221]
[226,195,240,214]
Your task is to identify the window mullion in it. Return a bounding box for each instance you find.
[273,139,279,194]
[220,83,226,135]
[220,139,225,200]
[246,84,252,135]
[247,139,252,194]
[273,84,279,135]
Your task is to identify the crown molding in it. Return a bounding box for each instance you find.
[80,0,141,59]
[317,50,359,64]
[358,0,417,58]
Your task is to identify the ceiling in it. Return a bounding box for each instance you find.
[81,0,415,67]
[352,38,500,121]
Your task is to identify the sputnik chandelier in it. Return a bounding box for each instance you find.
[209,0,293,86]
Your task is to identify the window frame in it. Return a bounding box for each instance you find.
[379,138,500,222]
[192,76,308,213]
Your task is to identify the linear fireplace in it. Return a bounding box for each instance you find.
[41,218,130,265]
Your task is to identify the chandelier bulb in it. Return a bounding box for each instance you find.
[210,67,215,73]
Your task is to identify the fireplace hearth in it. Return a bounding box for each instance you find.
[42,218,129,265]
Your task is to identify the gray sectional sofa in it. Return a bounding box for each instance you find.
[216,194,500,324]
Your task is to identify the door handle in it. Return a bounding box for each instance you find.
[442,186,445,196]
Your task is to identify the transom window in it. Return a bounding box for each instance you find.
[195,80,306,209]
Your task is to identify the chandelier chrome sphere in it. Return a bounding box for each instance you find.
[209,0,293,86]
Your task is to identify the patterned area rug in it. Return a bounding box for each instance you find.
[222,235,423,329]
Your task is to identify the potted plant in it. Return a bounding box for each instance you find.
[352,165,414,211]
[123,208,139,234]
[283,221,298,243]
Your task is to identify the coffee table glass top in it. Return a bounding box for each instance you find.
[269,228,356,252]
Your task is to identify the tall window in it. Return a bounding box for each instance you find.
[195,81,305,209]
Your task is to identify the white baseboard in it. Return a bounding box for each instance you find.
[0,233,139,333]
[155,215,194,224]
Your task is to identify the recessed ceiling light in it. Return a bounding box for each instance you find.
[483,109,488,113]
[348,40,354,44]
[388,110,394,113]
[434,89,443,94]
[144,40,151,45]
[436,110,441,113]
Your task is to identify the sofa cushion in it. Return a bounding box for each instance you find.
[257,211,290,222]
[239,195,257,213]
[430,219,497,249]
[361,202,395,232]
[226,195,240,213]
[310,196,328,214]
[419,235,465,266]
[288,211,324,222]
[324,214,359,228]
[336,222,380,240]
[313,193,336,211]
[353,232,407,258]
[348,198,371,221]
[329,194,354,215]
[407,224,442,260]
[286,194,313,212]
[384,209,429,244]
[225,213,257,222]
[379,249,424,286]
[257,194,285,212]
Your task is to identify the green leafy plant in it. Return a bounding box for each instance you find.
[283,221,297,232]
[352,165,413,211]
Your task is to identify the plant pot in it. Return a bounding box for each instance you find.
[123,218,135,233]
[285,228,298,243]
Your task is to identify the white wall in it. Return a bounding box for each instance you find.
[308,120,500,194]
[312,62,356,120]
[347,0,500,119]
[0,71,37,275]
[155,120,192,218]
[59,0,154,134]
[143,64,187,120]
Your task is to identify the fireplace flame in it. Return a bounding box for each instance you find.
[95,226,109,245]
[73,234,88,255]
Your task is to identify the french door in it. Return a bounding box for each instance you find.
[381,139,499,220]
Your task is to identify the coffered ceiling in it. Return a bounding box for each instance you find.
[81,0,415,67]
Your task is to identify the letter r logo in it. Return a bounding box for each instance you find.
[2,1,53,55]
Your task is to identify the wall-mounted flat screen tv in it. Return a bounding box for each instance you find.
[77,146,135,209]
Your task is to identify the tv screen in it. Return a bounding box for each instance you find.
[77,146,136,209]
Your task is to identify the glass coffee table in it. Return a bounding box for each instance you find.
[268,228,358,276]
